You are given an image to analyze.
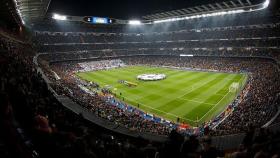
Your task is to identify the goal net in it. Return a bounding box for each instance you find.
[229,82,239,93]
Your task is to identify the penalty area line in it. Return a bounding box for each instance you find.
[179,98,215,105]
[198,77,243,122]
[198,92,229,122]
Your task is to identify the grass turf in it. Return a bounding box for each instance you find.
[76,65,247,126]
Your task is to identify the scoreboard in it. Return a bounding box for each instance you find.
[83,16,113,24]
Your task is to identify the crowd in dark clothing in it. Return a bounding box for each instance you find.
[3,31,279,158]
[1,33,163,158]
[45,63,172,135]
[122,56,280,135]
[35,24,280,44]
[1,8,280,157]
[39,54,280,137]
[33,21,280,56]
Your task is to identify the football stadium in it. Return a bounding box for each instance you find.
[76,65,247,125]
[1,0,280,157]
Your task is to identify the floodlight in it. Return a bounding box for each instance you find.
[128,20,142,25]
[153,9,246,24]
[180,54,193,57]
[52,13,67,21]
[263,0,270,8]
[14,0,25,25]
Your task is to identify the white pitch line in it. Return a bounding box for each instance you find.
[124,97,197,122]
[215,93,225,96]
[198,77,243,122]
[78,68,244,125]
[175,74,221,100]
[179,98,215,105]
[132,73,205,103]
[76,75,196,122]
[79,71,190,122]
[198,92,229,122]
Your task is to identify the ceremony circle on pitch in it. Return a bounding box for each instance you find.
[137,74,166,81]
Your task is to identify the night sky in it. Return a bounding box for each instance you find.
[48,0,266,19]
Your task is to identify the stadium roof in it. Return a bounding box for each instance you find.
[11,0,272,25]
[13,0,51,24]
[142,0,267,21]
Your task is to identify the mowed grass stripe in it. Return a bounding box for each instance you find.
[92,66,176,85]
[216,74,243,94]
[137,72,215,110]
[135,72,230,122]
[156,73,223,111]
[120,72,203,105]
[135,71,208,102]
[180,74,238,121]
[76,66,247,126]
[155,74,228,120]
[117,69,204,100]
[173,74,235,117]
[142,73,221,121]
[198,75,246,123]
[77,67,192,100]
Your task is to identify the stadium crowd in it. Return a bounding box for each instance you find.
[36,53,280,157]
[34,12,280,137]
[34,22,280,65]
[4,30,280,158]
[123,56,280,134]
[45,62,172,136]
[1,29,168,158]
[33,19,280,56]
[38,54,280,137]
[1,5,280,158]
[37,48,280,63]
[35,23,280,44]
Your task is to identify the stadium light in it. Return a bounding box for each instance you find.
[154,0,270,24]
[154,9,245,24]
[128,20,142,25]
[52,13,67,21]
[263,0,270,8]
[180,54,193,57]
[13,0,25,25]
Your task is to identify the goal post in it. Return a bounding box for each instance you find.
[229,82,239,93]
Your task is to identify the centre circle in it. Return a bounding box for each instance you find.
[137,74,166,81]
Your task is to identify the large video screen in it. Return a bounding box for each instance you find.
[83,16,112,24]
[93,17,109,24]
[83,16,113,24]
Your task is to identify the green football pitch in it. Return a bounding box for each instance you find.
[76,66,247,126]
